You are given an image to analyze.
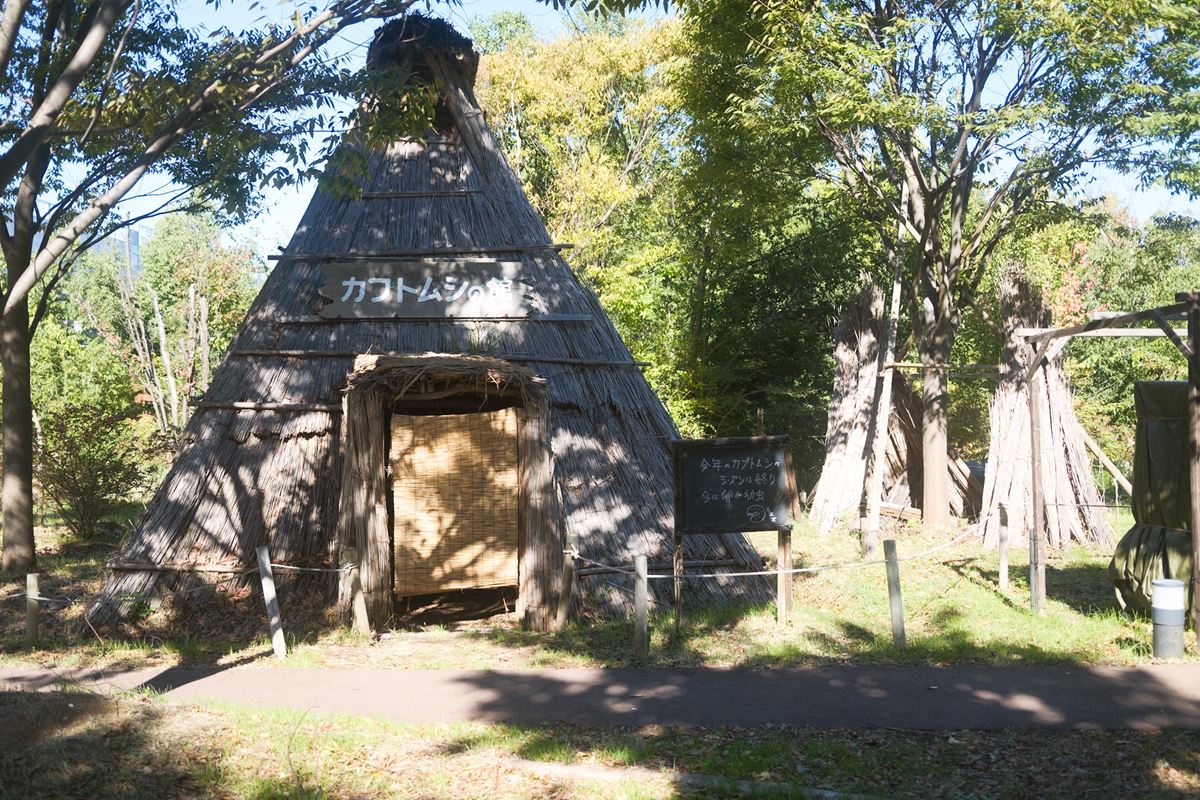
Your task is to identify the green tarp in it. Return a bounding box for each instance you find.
[1130,381,1192,530]
[1108,381,1191,613]
[1108,525,1193,613]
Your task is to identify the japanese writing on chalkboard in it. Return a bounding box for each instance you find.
[318,259,534,318]
[673,437,796,534]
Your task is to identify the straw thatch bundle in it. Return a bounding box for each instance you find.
[809,280,982,533]
[88,16,770,630]
[977,272,1112,548]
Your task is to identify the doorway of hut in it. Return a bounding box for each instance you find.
[388,392,522,625]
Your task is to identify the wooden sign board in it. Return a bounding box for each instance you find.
[673,436,796,534]
[318,259,534,318]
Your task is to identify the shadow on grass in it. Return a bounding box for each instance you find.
[431,717,1200,799]
[0,690,207,798]
[0,690,330,800]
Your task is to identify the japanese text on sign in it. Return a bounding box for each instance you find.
[673,437,795,533]
[318,259,533,318]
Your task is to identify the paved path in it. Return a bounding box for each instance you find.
[4,663,1200,730]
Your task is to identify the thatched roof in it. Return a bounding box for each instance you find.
[89,16,770,626]
[346,353,542,402]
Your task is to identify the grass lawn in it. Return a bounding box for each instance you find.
[2,689,1199,799]
[0,515,1180,671]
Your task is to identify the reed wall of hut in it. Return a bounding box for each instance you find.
[88,15,771,632]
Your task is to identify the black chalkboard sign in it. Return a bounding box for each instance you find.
[673,436,796,534]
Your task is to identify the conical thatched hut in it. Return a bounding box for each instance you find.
[89,16,770,632]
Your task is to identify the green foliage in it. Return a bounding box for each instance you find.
[137,213,262,355]
[30,315,133,420]
[472,13,883,474]
[34,406,149,540]
[466,12,536,54]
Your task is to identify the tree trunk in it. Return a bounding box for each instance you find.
[1,297,35,574]
[920,319,953,528]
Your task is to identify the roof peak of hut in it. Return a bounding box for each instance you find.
[367,14,479,87]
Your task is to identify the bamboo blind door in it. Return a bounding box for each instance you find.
[390,408,520,595]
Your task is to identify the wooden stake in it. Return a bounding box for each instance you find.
[777,527,793,626]
[673,532,683,628]
[883,540,906,648]
[998,505,1009,591]
[634,555,649,660]
[256,546,288,659]
[556,543,576,631]
[25,574,38,648]
[346,547,369,636]
[1178,292,1200,639]
[1027,357,1047,615]
[864,186,906,545]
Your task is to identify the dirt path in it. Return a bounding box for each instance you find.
[5,663,1200,729]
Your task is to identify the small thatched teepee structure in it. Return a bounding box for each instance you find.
[89,16,769,632]
[808,281,982,534]
[976,272,1111,549]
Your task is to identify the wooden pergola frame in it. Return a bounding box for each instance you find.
[1014,293,1199,633]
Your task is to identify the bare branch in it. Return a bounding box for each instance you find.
[0,0,30,79]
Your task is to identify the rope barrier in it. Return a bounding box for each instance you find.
[570,527,979,582]
[2,559,360,610]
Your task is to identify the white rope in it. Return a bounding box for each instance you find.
[625,527,979,581]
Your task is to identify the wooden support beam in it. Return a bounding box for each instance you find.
[885,361,999,371]
[191,401,341,413]
[777,528,793,626]
[361,189,481,199]
[1027,356,1047,616]
[109,561,254,574]
[1014,327,1189,339]
[1152,309,1194,359]
[1019,301,1190,343]
[1079,428,1133,495]
[268,243,574,261]
[1178,292,1200,641]
[230,350,648,368]
[1089,310,1186,321]
[273,313,593,324]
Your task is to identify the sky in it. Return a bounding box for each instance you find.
[168,1,1199,258]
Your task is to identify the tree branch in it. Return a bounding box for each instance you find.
[0,0,30,79]
[0,0,130,192]
[4,0,415,318]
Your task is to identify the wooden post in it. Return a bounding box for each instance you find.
[673,532,683,628]
[346,547,369,636]
[1027,358,1047,615]
[777,527,793,626]
[863,192,906,553]
[883,539,906,648]
[25,574,38,648]
[634,555,649,659]
[556,542,576,631]
[256,545,288,659]
[1178,292,1200,639]
[998,505,1009,592]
